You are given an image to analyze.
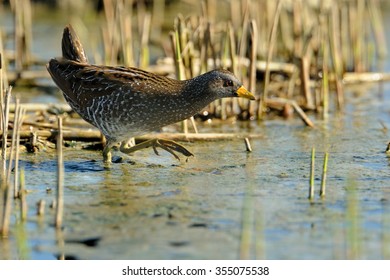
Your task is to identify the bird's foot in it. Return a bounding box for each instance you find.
[103,140,115,163]
[103,150,112,163]
[120,138,194,161]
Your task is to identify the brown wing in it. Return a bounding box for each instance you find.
[47,59,181,103]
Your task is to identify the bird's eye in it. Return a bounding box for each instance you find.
[223,79,234,87]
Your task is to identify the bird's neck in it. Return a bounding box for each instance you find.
[181,75,215,107]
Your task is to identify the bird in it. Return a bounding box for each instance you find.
[47,25,255,163]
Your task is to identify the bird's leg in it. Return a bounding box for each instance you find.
[102,140,116,163]
[119,138,194,161]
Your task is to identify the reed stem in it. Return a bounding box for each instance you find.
[19,168,27,221]
[55,117,64,229]
[320,152,329,197]
[14,106,25,198]
[258,0,282,119]
[1,87,12,181]
[244,137,252,152]
[309,147,315,200]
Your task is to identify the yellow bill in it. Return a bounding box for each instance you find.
[236,86,256,100]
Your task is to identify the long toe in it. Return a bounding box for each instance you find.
[156,139,194,158]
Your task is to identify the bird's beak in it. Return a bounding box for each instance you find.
[236,86,256,100]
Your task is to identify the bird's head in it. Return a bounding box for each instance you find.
[202,69,255,100]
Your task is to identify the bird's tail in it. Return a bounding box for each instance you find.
[61,24,88,63]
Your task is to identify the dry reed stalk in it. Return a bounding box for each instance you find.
[0,129,102,141]
[171,23,198,134]
[254,1,268,59]
[13,106,25,198]
[0,129,263,143]
[8,103,71,113]
[21,119,85,131]
[10,0,33,70]
[227,22,238,75]
[244,137,252,152]
[171,28,186,81]
[118,1,134,67]
[248,20,258,117]
[229,0,241,30]
[0,34,9,92]
[55,117,64,229]
[308,147,315,200]
[170,29,188,134]
[236,0,249,76]
[320,152,329,197]
[138,132,261,142]
[36,199,45,216]
[368,0,387,59]
[102,0,123,65]
[343,72,390,83]
[350,0,365,72]
[330,4,345,109]
[258,0,282,119]
[221,24,230,69]
[56,225,65,260]
[278,6,293,56]
[22,0,33,66]
[200,21,217,74]
[287,70,299,99]
[0,178,12,237]
[290,101,314,128]
[220,25,230,120]
[340,3,350,71]
[12,0,23,71]
[299,56,314,109]
[293,0,303,57]
[320,15,329,120]
[0,90,13,237]
[6,99,19,188]
[1,87,12,180]
[139,12,151,69]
